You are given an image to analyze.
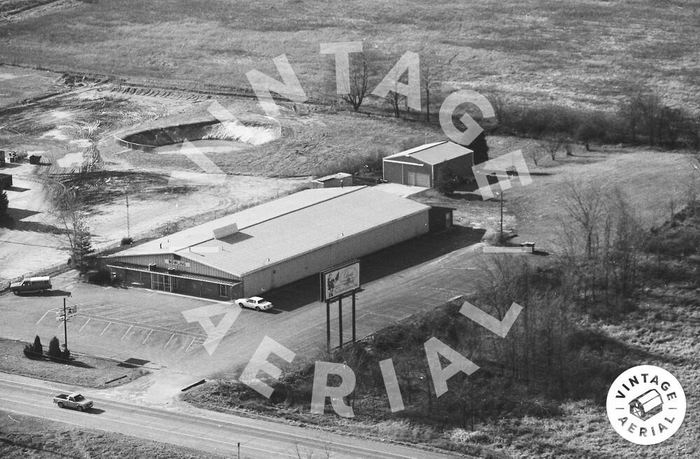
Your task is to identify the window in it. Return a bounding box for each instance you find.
[219,284,228,297]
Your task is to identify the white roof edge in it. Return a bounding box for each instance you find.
[384,141,448,159]
[103,251,173,259]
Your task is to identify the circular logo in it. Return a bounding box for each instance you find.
[606,365,686,445]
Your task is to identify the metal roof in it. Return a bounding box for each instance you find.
[107,186,430,277]
[105,261,241,286]
[314,172,352,182]
[109,186,359,257]
[384,141,473,165]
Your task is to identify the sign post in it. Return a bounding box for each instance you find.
[352,293,356,342]
[320,260,361,352]
[326,300,331,353]
[338,296,343,349]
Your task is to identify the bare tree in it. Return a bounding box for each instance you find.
[341,52,370,112]
[487,93,508,127]
[560,180,606,259]
[420,51,457,122]
[527,148,543,166]
[384,77,404,118]
[540,136,565,161]
[50,185,95,272]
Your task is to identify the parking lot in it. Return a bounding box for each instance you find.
[0,272,226,367]
[0,226,496,375]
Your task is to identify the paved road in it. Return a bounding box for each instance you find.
[0,372,464,458]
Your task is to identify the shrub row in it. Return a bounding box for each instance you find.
[488,91,700,150]
[23,335,70,361]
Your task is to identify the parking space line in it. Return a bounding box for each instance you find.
[99,322,111,336]
[121,325,133,341]
[142,330,153,345]
[78,304,115,314]
[163,333,175,349]
[78,318,91,332]
[185,337,198,353]
[35,309,53,325]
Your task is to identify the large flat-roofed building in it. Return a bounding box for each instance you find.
[103,186,431,300]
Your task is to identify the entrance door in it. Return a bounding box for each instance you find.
[407,170,430,187]
[151,274,172,292]
[406,170,417,186]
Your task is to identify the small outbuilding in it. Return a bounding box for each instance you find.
[383,141,474,188]
[311,172,353,189]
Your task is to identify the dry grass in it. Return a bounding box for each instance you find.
[0,1,698,111]
[0,338,148,388]
[476,284,700,458]
[501,146,699,250]
[0,409,225,458]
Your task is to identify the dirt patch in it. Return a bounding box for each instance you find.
[0,81,306,285]
[119,113,280,149]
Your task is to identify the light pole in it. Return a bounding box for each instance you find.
[58,292,73,354]
[498,190,504,244]
[63,297,68,352]
[490,172,505,244]
[125,186,131,239]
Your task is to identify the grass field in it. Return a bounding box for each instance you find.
[0,338,148,388]
[0,409,225,458]
[0,0,698,111]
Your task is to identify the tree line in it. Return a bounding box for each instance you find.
[319,47,699,151]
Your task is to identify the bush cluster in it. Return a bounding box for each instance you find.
[489,91,700,150]
[23,335,70,361]
[23,335,43,359]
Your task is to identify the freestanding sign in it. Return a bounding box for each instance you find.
[321,261,360,301]
[320,261,360,351]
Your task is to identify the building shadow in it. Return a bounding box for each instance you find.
[5,185,30,192]
[266,226,485,312]
[6,207,40,220]
[3,217,67,234]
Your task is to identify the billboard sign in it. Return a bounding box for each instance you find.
[321,261,360,301]
[166,259,191,268]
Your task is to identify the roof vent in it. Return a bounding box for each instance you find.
[212,223,238,239]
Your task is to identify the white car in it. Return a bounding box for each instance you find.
[235,296,273,311]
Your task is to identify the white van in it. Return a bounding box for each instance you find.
[10,276,52,294]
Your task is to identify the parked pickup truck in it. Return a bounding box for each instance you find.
[53,393,93,411]
[10,276,52,294]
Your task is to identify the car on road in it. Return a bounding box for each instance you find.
[53,393,93,411]
[235,296,273,311]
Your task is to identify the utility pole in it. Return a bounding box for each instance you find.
[63,298,68,351]
[499,190,504,244]
[489,172,505,244]
[125,187,131,238]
